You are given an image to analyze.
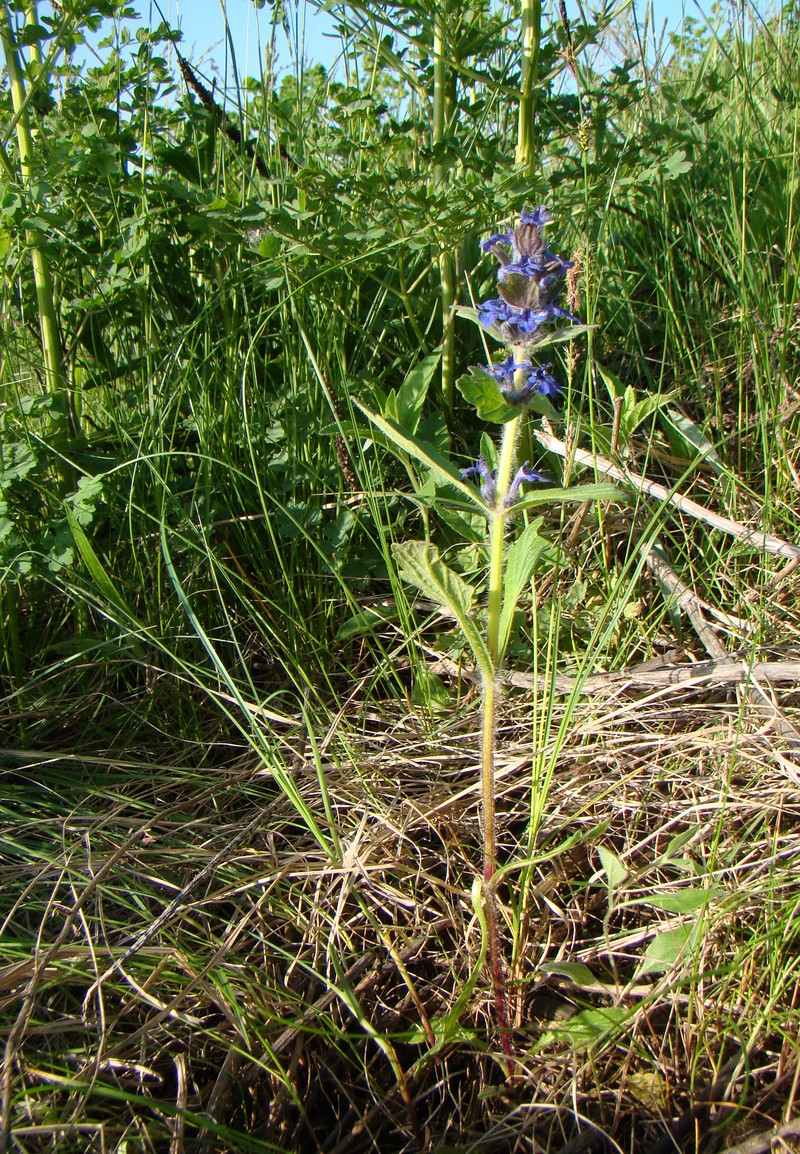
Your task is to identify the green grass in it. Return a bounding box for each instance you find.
[2,0,800,1150]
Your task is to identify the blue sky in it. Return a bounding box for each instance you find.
[138,0,710,84]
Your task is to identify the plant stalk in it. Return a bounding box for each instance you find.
[433,5,456,416]
[1,7,73,489]
[516,0,542,172]
[480,401,524,1073]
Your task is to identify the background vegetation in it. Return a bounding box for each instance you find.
[2,0,800,1150]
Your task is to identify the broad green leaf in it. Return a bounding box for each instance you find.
[457,369,519,424]
[512,482,620,515]
[393,541,494,679]
[410,667,453,710]
[397,350,441,433]
[498,519,546,662]
[664,408,728,482]
[539,961,602,988]
[638,923,700,976]
[539,1006,630,1050]
[595,364,677,446]
[598,845,628,889]
[645,887,720,913]
[664,148,692,179]
[354,400,484,508]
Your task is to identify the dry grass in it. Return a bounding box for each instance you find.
[4,668,800,1154]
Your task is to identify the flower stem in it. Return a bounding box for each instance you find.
[480,397,524,1074]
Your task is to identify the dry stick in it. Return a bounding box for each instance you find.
[428,651,800,695]
[533,421,800,562]
[646,550,800,747]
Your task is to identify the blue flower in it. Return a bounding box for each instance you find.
[498,249,574,284]
[480,358,562,404]
[505,462,551,506]
[480,231,513,254]
[481,354,524,382]
[477,298,512,329]
[461,455,497,504]
[519,206,552,228]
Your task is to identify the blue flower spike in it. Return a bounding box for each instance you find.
[477,206,577,349]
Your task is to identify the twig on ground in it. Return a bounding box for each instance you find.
[534,421,800,561]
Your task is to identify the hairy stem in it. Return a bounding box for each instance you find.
[480,401,524,1073]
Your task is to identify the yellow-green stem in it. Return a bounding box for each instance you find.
[1,8,72,488]
[516,0,542,172]
[433,6,456,415]
[479,378,526,1072]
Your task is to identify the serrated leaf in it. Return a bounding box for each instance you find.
[393,541,494,679]
[1,443,37,485]
[457,369,519,424]
[598,845,628,889]
[664,148,692,179]
[497,519,546,661]
[638,923,699,976]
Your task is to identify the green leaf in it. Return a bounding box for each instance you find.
[497,519,546,662]
[512,482,620,514]
[457,369,519,424]
[397,350,440,433]
[67,475,104,527]
[65,506,129,615]
[539,961,602,988]
[354,400,484,509]
[595,364,677,447]
[0,443,37,485]
[393,541,494,679]
[539,1006,630,1050]
[664,408,728,482]
[664,148,692,179]
[638,923,700,976]
[645,887,720,913]
[410,667,453,710]
[598,845,628,889]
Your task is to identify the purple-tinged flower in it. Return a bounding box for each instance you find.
[481,354,525,382]
[505,462,551,507]
[477,298,512,329]
[461,455,497,504]
[519,206,552,228]
[480,231,513,253]
[499,248,574,282]
[479,206,579,338]
[480,357,562,404]
[478,298,579,344]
